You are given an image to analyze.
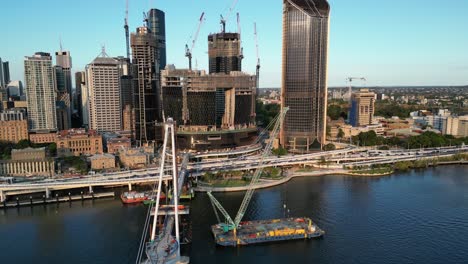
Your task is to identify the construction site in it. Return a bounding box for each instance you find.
[159,7,258,151]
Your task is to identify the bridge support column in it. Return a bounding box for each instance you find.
[89,185,93,194]
[128,183,132,191]
[45,187,51,199]
[0,190,5,203]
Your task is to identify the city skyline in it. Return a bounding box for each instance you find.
[1,0,468,88]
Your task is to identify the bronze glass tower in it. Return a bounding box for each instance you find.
[280,0,330,152]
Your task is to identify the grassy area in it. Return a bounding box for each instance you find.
[350,167,393,175]
[296,167,315,173]
[394,153,468,171]
[205,179,250,188]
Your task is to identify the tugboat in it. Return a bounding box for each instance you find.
[120,191,149,204]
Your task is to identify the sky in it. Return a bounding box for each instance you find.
[1,0,468,88]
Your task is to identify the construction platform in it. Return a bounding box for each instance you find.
[211,217,324,246]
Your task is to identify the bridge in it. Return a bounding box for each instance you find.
[1,145,466,203]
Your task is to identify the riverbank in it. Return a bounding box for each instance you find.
[194,161,467,193]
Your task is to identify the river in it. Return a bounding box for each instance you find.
[1,166,467,264]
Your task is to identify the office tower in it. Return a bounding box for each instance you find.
[55,51,73,95]
[56,100,70,131]
[131,26,159,142]
[55,66,71,130]
[116,57,135,138]
[161,66,256,150]
[55,51,73,128]
[0,58,11,89]
[349,89,376,127]
[208,33,242,74]
[24,52,57,132]
[280,0,330,152]
[85,51,124,132]
[147,8,166,71]
[75,71,85,126]
[7,80,24,97]
[115,57,134,109]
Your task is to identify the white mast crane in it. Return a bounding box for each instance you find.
[254,22,260,96]
[220,0,239,33]
[185,12,206,71]
[346,77,367,101]
[207,107,289,235]
[237,13,244,61]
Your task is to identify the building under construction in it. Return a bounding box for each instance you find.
[208,32,242,74]
[131,26,160,143]
[161,67,256,150]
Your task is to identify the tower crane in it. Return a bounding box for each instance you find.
[207,107,289,235]
[237,13,244,61]
[346,77,366,101]
[254,22,260,96]
[124,0,130,59]
[220,0,239,33]
[185,12,206,71]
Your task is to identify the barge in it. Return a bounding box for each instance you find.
[211,217,324,246]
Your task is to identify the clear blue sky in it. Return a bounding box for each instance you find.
[2,0,468,87]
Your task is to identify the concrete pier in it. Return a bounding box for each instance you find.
[0,192,115,209]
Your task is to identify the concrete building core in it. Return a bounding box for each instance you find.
[208,33,242,74]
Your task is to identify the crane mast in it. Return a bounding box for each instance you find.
[124,0,130,59]
[185,12,205,70]
[346,77,367,102]
[220,0,239,33]
[237,13,244,61]
[207,107,289,234]
[254,22,260,96]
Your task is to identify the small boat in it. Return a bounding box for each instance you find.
[120,191,149,204]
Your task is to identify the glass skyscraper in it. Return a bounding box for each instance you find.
[147,9,166,71]
[280,0,330,152]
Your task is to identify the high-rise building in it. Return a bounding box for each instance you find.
[0,58,11,89]
[7,80,24,97]
[349,89,376,127]
[208,33,242,74]
[55,66,71,130]
[280,0,330,152]
[131,26,159,142]
[147,9,166,71]
[55,51,72,95]
[24,52,57,132]
[75,71,85,126]
[55,51,73,129]
[85,51,124,133]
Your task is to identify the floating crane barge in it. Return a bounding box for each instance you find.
[212,217,324,246]
[208,107,325,247]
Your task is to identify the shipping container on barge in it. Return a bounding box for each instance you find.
[211,217,324,246]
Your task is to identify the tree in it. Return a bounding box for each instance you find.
[272,146,288,156]
[326,125,331,137]
[337,128,345,139]
[323,143,336,151]
[15,139,32,149]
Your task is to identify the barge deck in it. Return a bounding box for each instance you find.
[211,217,324,246]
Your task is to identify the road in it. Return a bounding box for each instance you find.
[0,145,466,199]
